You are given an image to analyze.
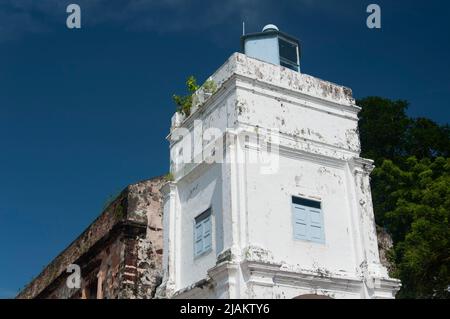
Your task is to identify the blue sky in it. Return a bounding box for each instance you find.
[0,0,449,298]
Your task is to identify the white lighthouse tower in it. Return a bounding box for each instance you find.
[157,25,401,299]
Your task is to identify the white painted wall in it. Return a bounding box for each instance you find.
[244,157,357,274]
[176,164,223,289]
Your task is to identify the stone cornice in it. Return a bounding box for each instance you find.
[241,260,363,292]
[349,157,375,174]
[169,52,360,134]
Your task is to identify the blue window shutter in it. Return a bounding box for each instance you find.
[292,197,325,244]
[203,217,212,250]
[194,223,203,255]
[293,204,308,240]
[308,208,324,243]
[194,209,213,257]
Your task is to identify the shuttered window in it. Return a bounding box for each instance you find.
[279,37,299,72]
[194,209,212,257]
[292,197,325,244]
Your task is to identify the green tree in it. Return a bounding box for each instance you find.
[357,96,450,298]
[172,76,199,116]
[358,97,410,165]
[405,118,450,159]
[372,157,450,298]
[358,97,450,165]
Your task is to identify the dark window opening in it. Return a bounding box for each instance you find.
[280,60,298,71]
[279,37,299,71]
[292,196,321,209]
[87,279,98,299]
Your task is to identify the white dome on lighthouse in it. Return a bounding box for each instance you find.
[262,24,279,32]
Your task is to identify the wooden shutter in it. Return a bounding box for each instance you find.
[292,197,325,244]
[293,204,308,240]
[194,222,203,255]
[203,216,212,250]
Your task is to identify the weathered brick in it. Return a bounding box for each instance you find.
[16,176,166,299]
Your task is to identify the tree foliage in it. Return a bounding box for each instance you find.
[358,97,410,164]
[358,97,450,166]
[172,76,218,116]
[358,97,450,298]
[172,76,199,116]
[372,157,450,298]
